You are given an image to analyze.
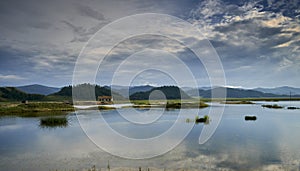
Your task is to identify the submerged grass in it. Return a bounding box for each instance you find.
[40,117,68,128]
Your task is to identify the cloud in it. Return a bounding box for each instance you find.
[62,20,109,43]
[0,74,24,80]
[187,0,300,87]
[77,5,105,21]
[0,0,299,87]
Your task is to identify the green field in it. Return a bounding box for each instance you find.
[0,102,74,117]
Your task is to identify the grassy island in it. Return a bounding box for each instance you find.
[132,100,209,109]
[221,101,255,104]
[261,104,284,109]
[40,117,68,128]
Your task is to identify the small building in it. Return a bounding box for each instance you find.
[21,100,28,104]
[98,96,113,104]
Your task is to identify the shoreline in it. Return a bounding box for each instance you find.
[1,98,300,117]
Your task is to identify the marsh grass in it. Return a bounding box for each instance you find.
[221,101,254,104]
[0,102,74,117]
[287,106,300,110]
[40,117,68,128]
[98,106,116,110]
[245,116,257,121]
[195,115,209,124]
[131,100,209,109]
[261,104,284,109]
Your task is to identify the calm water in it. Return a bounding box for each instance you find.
[1,101,300,171]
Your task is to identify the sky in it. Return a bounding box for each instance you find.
[0,0,299,88]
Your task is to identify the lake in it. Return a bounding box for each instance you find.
[1,101,300,171]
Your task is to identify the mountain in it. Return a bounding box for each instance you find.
[110,85,154,97]
[130,85,154,94]
[186,87,297,98]
[201,87,280,98]
[253,86,300,96]
[3,84,300,102]
[0,87,45,101]
[50,84,124,100]
[129,86,190,100]
[0,84,125,102]
[16,84,60,95]
[186,88,205,97]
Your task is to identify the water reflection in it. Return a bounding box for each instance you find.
[0,103,300,170]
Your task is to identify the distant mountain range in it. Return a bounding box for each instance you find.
[253,86,300,95]
[1,84,300,102]
[0,84,123,102]
[186,87,290,98]
[16,84,60,95]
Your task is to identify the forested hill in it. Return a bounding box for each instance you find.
[0,84,124,102]
[0,87,44,101]
[50,84,124,100]
[129,86,191,100]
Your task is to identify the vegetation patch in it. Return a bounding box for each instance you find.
[0,102,74,117]
[221,101,254,104]
[261,104,284,109]
[287,106,300,110]
[166,102,181,109]
[130,100,209,109]
[166,101,209,109]
[40,117,68,128]
[245,116,257,121]
[195,115,209,124]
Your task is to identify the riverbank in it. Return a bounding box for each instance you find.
[1,97,299,117]
[0,100,209,117]
[0,102,74,117]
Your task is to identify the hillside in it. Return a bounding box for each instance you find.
[50,84,124,101]
[187,87,291,98]
[2,84,300,102]
[16,84,60,95]
[0,87,45,102]
[1,84,125,102]
[204,87,279,98]
[129,86,191,100]
[253,86,300,95]
[111,85,154,97]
